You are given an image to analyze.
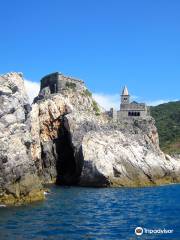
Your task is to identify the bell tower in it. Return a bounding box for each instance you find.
[121,86,130,105]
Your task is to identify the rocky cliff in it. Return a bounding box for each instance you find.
[0,73,44,205]
[80,120,180,186]
[31,74,180,187]
[31,83,107,185]
[0,72,180,205]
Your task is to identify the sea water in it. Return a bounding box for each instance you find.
[0,184,180,240]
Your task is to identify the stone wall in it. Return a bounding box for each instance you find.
[40,72,85,95]
[118,102,148,119]
[40,72,59,93]
[120,103,146,111]
[61,75,85,91]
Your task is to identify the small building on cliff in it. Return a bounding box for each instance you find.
[39,72,85,96]
[107,86,149,121]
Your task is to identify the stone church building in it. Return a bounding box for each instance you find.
[107,86,149,121]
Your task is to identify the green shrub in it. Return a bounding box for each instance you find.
[66,82,76,89]
[92,100,100,115]
[84,89,92,97]
[150,101,180,154]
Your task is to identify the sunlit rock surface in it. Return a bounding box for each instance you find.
[0,73,44,204]
[31,74,180,187]
[0,71,180,206]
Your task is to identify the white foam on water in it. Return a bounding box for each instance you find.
[0,204,6,208]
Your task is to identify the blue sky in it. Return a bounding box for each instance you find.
[0,0,179,108]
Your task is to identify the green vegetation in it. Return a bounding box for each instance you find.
[150,101,180,154]
[84,89,92,97]
[65,82,76,90]
[92,100,100,116]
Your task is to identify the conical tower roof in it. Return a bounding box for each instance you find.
[122,86,129,96]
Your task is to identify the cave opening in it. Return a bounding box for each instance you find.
[54,116,79,186]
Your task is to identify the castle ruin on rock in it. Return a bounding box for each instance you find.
[38,72,85,98]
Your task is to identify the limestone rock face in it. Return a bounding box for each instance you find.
[1,71,179,202]
[31,86,106,184]
[80,127,180,186]
[30,95,71,182]
[0,73,44,204]
[64,112,180,187]
[31,81,180,187]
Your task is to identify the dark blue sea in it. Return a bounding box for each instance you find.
[0,184,180,240]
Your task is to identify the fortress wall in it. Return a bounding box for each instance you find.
[62,76,85,90]
[57,74,65,91]
[63,75,84,84]
[40,73,85,94]
[40,73,59,93]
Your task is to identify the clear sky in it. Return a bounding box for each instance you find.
[0,0,179,108]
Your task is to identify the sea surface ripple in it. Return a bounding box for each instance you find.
[0,184,180,239]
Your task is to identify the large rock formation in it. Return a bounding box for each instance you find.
[0,71,180,205]
[79,120,180,186]
[0,73,44,205]
[31,83,107,185]
[31,76,180,187]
